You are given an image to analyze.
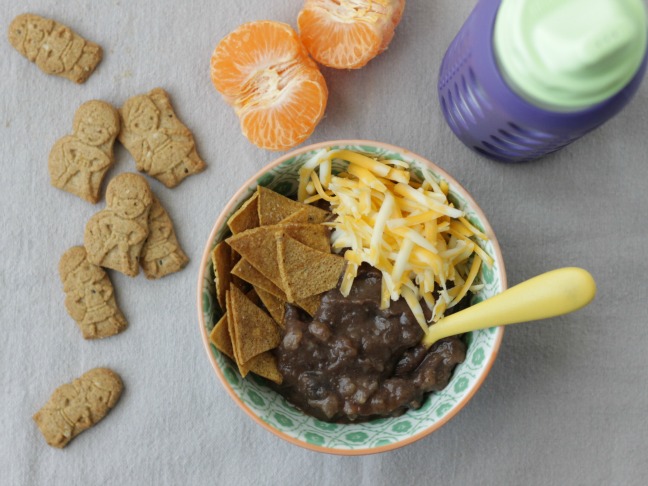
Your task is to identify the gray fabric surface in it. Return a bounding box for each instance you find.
[1,1,647,484]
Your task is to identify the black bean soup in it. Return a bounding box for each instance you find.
[273,264,467,423]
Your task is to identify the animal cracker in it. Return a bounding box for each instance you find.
[140,195,188,279]
[119,88,206,188]
[84,173,152,277]
[33,368,123,448]
[8,13,102,83]
[59,246,127,339]
[48,100,120,203]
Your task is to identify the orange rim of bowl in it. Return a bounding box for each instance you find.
[196,140,507,456]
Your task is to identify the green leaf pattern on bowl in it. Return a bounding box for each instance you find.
[202,144,503,450]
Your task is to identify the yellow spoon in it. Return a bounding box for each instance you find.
[422,267,597,349]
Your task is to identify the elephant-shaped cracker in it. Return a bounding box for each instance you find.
[48,100,120,203]
[141,195,189,279]
[33,368,123,448]
[84,173,152,277]
[8,13,102,84]
[119,88,206,188]
[59,246,127,339]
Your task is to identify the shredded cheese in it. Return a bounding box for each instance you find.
[298,149,492,332]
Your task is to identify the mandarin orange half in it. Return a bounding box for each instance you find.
[297,0,406,69]
[210,21,328,151]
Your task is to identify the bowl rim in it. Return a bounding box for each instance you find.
[196,139,507,456]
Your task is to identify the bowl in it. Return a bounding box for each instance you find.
[197,140,507,455]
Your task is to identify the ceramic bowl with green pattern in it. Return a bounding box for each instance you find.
[197,140,507,455]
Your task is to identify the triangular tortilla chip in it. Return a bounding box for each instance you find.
[243,351,282,385]
[257,186,328,226]
[225,289,248,377]
[245,287,262,307]
[281,223,330,254]
[227,192,260,234]
[278,206,330,225]
[227,226,284,289]
[229,248,249,291]
[209,314,235,360]
[255,287,286,327]
[211,241,231,311]
[232,258,287,300]
[277,234,346,302]
[295,294,321,317]
[226,223,331,290]
[229,285,281,364]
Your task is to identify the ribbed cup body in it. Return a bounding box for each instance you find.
[437,0,647,163]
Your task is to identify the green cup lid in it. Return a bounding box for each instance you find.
[494,0,648,110]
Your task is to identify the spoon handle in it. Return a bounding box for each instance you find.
[422,267,596,349]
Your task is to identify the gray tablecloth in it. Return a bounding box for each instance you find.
[2,1,647,485]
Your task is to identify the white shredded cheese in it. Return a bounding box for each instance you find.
[298,149,492,332]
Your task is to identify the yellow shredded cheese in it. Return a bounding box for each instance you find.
[298,149,492,332]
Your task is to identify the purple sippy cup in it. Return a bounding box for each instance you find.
[437,0,648,163]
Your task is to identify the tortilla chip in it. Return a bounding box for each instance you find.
[227,223,333,295]
[277,234,346,302]
[209,314,235,360]
[280,223,331,254]
[225,289,247,377]
[295,294,321,317]
[243,351,282,385]
[228,248,249,291]
[245,287,262,307]
[279,206,330,225]
[231,258,287,300]
[211,241,231,311]
[227,226,284,289]
[229,285,281,364]
[227,192,260,234]
[258,186,325,226]
[255,287,286,327]
[230,247,241,266]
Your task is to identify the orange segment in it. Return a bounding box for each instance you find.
[238,75,327,151]
[297,0,406,69]
[210,21,328,151]
[210,21,306,101]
